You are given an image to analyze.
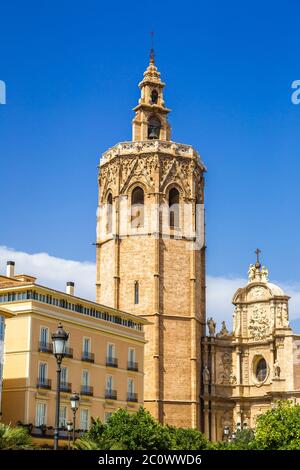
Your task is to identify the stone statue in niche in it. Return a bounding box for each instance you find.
[202,365,210,385]
[207,317,216,337]
[273,359,281,378]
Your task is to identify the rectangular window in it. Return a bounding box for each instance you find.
[36,403,47,427]
[128,378,134,395]
[59,406,67,428]
[40,327,48,345]
[128,348,135,364]
[82,369,89,387]
[61,367,67,384]
[38,362,47,383]
[80,409,89,430]
[107,343,115,360]
[83,338,90,354]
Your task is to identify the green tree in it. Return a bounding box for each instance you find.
[252,401,300,450]
[209,429,255,450]
[0,423,34,450]
[167,426,208,450]
[75,407,209,450]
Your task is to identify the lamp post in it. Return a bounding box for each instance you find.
[223,425,230,441]
[70,392,80,446]
[223,421,249,442]
[52,322,69,450]
[66,420,73,450]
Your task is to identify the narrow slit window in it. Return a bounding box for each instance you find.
[134,281,139,304]
[131,187,144,228]
[106,193,113,233]
[169,188,180,228]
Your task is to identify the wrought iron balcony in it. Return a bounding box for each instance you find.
[60,382,72,393]
[127,393,138,402]
[37,378,52,390]
[127,361,138,372]
[106,357,118,368]
[38,342,53,354]
[81,351,95,363]
[105,389,117,400]
[81,385,94,396]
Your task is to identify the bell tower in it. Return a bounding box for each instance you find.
[96,50,206,429]
[132,48,171,141]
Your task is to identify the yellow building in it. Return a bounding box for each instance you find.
[0,304,14,417]
[0,261,148,437]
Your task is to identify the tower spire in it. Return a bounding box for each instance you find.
[132,44,171,142]
[150,31,155,64]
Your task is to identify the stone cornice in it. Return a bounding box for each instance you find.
[100,140,206,171]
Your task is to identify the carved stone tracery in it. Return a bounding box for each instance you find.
[217,352,237,385]
[248,305,270,340]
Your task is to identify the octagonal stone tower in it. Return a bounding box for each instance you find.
[96,50,206,428]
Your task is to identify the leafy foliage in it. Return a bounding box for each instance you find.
[75,407,209,450]
[209,429,255,450]
[0,423,34,450]
[253,401,300,450]
[166,426,208,450]
[75,401,300,451]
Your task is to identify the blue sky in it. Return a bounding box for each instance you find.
[1,1,300,327]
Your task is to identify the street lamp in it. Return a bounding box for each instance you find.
[70,392,80,446]
[223,425,230,441]
[52,322,69,450]
[66,420,73,450]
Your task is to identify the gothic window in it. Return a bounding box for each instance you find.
[150,89,158,104]
[148,115,161,140]
[169,187,180,228]
[255,357,267,382]
[134,281,139,304]
[131,186,144,227]
[106,193,113,233]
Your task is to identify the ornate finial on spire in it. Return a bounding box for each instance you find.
[255,248,261,269]
[150,31,155,64]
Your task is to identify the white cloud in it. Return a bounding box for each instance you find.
[206,275,300,333]
[0,245,300,332]
[206,275,245,330]
[0,246,96,301]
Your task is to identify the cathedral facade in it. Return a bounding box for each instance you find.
[205,260,300,440]
[96,50,206,428]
